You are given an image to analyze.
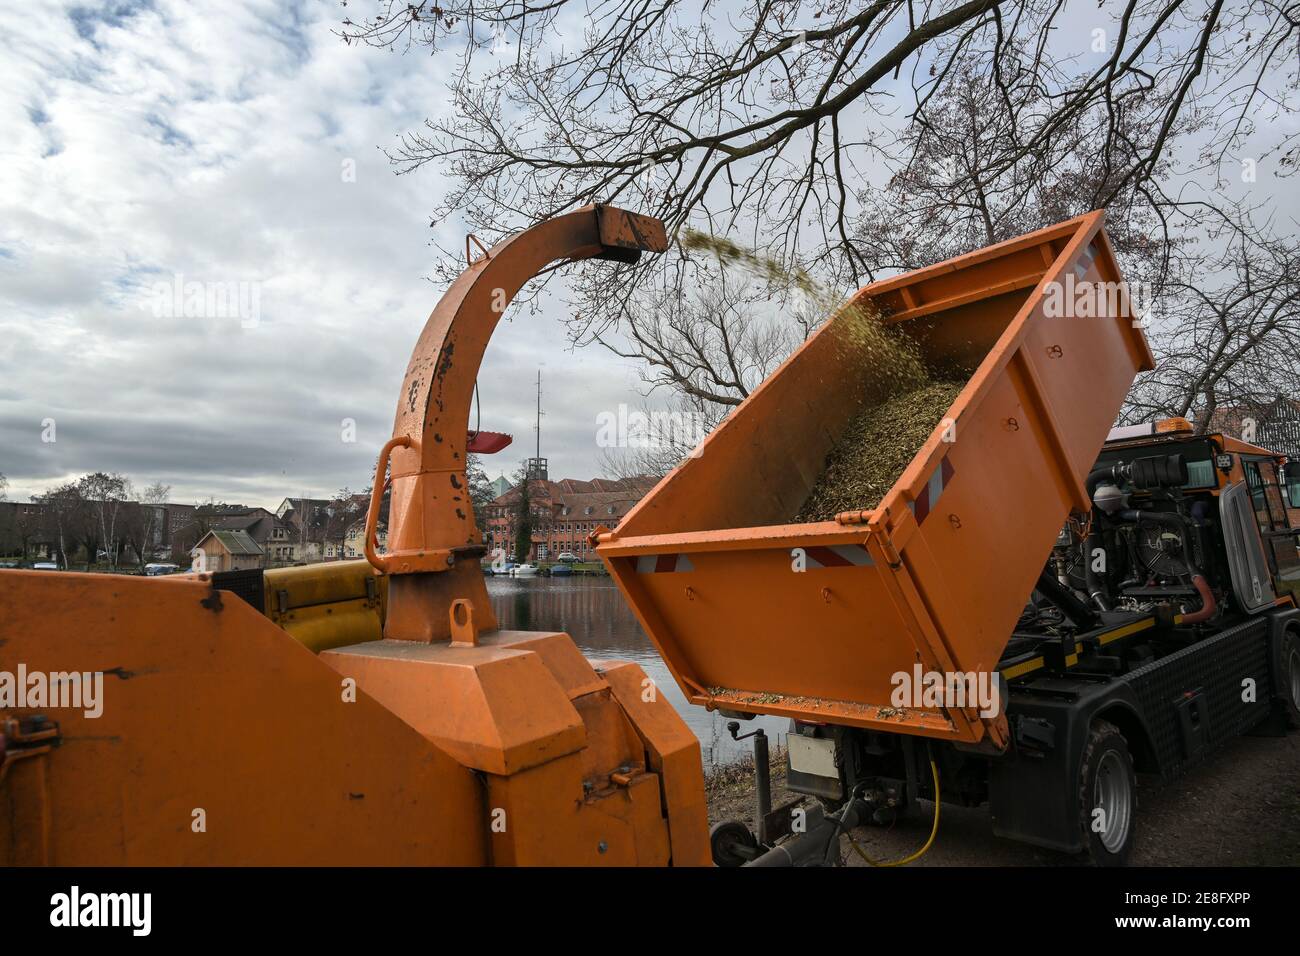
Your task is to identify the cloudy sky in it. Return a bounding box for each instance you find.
[0,0,660,508]
[3,2,1294,510]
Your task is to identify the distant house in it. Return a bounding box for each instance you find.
[191,529,264,572]
[488,475,512,499]
[276,497,333,535]
[342,518,385,561]
[210,507,297,564]
[277,496,352,560]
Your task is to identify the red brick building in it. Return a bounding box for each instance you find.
[481,476,657,562]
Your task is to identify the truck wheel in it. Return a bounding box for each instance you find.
[1281,629,1300,729]
[1077,720,1136,866]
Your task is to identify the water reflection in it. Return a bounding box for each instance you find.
[487,574,786,766]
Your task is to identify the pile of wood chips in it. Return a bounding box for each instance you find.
[797,378,966,522]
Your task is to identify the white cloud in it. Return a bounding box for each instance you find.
[0,0,653,507]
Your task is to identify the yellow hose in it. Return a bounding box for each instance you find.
[845,755,941,867]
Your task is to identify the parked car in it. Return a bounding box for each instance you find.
[556,551,580,563]
[144,563,181,576]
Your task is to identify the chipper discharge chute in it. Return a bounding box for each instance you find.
[598,211,1154,749]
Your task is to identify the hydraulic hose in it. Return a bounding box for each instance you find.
[1181,574,1217,624]
[845,755,941,867]
[1081,464,1123,612]
[1084,526,1111,612]
[1085,464,1121,501]
[1036,568,1098,630]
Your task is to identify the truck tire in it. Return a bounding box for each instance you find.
[1077,720,1136,866]
[1281,628,1300,729]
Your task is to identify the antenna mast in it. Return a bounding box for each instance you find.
[527,369,548,481]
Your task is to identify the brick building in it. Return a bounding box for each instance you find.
[1206,396,1300,459]
[481,476,658,562]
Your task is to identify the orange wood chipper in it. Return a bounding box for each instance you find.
[0,205,711,866]
[599,211,1300,865]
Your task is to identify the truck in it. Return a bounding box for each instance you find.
[597,210,1300,865]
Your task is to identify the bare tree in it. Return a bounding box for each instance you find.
[317,488,374,559]
[856,59,1200,293]
[78,472,132,569]
[465,453,495,523]
[596,394,712,480]
[1124,205,1300,430]
[36,482,85,570]
[122,481,172,568]
[341,1,1300,440]
[598,265,814,410]
[341,2,1293,296]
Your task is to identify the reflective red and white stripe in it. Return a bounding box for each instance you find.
[635,553,695,573]
[1073,240,1098,280]
[799,544,874,568]
[912,456,956,525]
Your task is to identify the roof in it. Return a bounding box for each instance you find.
[213,514,267,532]
[489,476,657,506]
[277,496,334,519]
[195,529,264,556]
[551,477,656,494]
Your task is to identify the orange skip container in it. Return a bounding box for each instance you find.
[597,212,1155,746]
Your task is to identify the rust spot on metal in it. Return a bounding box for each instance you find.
[435,342,455,381]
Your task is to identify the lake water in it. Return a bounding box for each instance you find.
[486,574,787,766]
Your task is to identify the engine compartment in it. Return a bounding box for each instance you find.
[1005,435,1281,674]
